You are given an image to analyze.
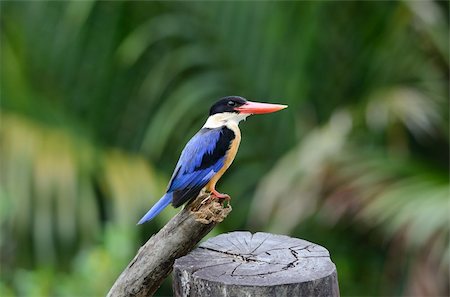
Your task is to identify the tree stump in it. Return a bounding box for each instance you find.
[173,232,339,297]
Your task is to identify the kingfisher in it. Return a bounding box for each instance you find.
[138,96,287,224]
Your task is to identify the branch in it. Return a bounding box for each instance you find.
[107,192,232,297]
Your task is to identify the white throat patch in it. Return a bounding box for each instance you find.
[203,112,249,128]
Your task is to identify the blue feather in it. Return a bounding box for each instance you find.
[137,192,173,224]
[167,129,224,192]
[138,128,231,222]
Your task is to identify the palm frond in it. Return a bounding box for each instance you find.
[0,112,165,264]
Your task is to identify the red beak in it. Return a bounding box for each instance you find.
[235,101,288,114]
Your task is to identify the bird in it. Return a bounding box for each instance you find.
[138,96,287,224]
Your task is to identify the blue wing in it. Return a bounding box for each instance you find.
[138,127,234,224]
[168,128,230,206]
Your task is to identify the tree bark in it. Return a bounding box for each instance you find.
[173,231,339,297]
[107,193,231,297]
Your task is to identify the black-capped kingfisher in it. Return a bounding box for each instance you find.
[138,96,287,224]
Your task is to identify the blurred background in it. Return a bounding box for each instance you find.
[1,1,449,296]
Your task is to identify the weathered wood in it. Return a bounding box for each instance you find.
[173,232,339,297]
[107,193,231,297]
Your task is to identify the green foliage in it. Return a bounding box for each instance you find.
[1,1,448,296]
[1,225,136,297]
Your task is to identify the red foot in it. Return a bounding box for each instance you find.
[211,189,231,201]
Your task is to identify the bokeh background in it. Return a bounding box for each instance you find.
[1,1,449,296]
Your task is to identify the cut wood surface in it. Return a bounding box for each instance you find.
[173,231,339,297]
[107,193,231,297]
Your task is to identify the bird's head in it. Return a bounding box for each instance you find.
[205,96,287,128]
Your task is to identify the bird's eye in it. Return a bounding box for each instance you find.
[227,101,236,107]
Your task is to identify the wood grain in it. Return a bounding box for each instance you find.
[173,231,339,297]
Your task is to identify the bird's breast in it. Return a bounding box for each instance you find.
[224,124,241,167]
[207,124,241,189]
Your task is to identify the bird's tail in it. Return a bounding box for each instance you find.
[137,192,173,224]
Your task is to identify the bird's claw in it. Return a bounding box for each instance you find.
[219,194,231,202]
[201,195,230,207]
[199,190,231,207]
[211,190,230,201]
